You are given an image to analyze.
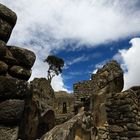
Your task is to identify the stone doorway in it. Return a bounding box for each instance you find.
[62,102,67,113]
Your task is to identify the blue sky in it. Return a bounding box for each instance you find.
[52,37,138,91]
[1,0,140,92]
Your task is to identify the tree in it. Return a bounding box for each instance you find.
[44,55,64,83]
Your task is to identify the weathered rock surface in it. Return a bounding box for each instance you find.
[30,78,55,109]
[41,112,92,140]
[0,125,19,140]
[20,78,55,140]
[0,40,6,58]
[0,3,36,140]
[106,86,140,139]
[0,99,25,124]
[0,3,17,42]
[0,4,17,25]
[54,91,75,125]
[0,76,29,100]
[54,91,75,114]
[74,60,124,101]
[0,60,8,74]
[2,47,18,65]
[0,45,35,80]
[73,60,124,129]
[9,46,36,68]
[9,65,31,80]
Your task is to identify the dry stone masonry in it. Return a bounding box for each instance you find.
[0,3,36,140]
[106,86,140,140]
[54,91,75,125]
[41,60,124,140]
[41,111,93,140]
[41,60,140,140]
[74,60,123,101]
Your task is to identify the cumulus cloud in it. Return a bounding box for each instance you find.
[119,38,140,90]
[95,38,140,90]
[1,0,140,47]
[51,75,69,92]
[1,0,140,91]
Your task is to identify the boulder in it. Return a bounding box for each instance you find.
[2,48,18,65]
[9,46,36,68]
[0,125,19,140]
[0,4,17,42]
[0,19,13,43]
[0,3,17,25]
[9,65,31,81]
[30,78,55,109]
[0,60,8,74]
[20,78,55,140]
[0,99,25,124]
[0,76,30,100]
[41,112,92,140]
[0,40,6,58]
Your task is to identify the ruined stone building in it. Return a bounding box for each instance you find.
[42,61,140,140]
[1,3,140,140]
[54,91,75,125]
[74,60,124,126]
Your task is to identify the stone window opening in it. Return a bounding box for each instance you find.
[62,102,67,113]
[81,98,86,102]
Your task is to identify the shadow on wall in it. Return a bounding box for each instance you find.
[74,127,91,140]
[37,110,55,139]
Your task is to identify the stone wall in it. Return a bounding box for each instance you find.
[41,60,140,140]
[106,86,140,140]
[0,3,36,140]
[74,60,124,127]
[41,60,124,140]
[54,91,75,125]
[0,4,56,139]
[54,91,75,114]
[74,60,123,101]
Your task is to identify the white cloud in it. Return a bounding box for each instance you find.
[119,38,140,90]
[95,38,140,90]
[65,55,89,69]
[1,0,140,47]
[26,55,68,92]
[51,75,69,92]
[92,60,108,74]
[1,0,140,91]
